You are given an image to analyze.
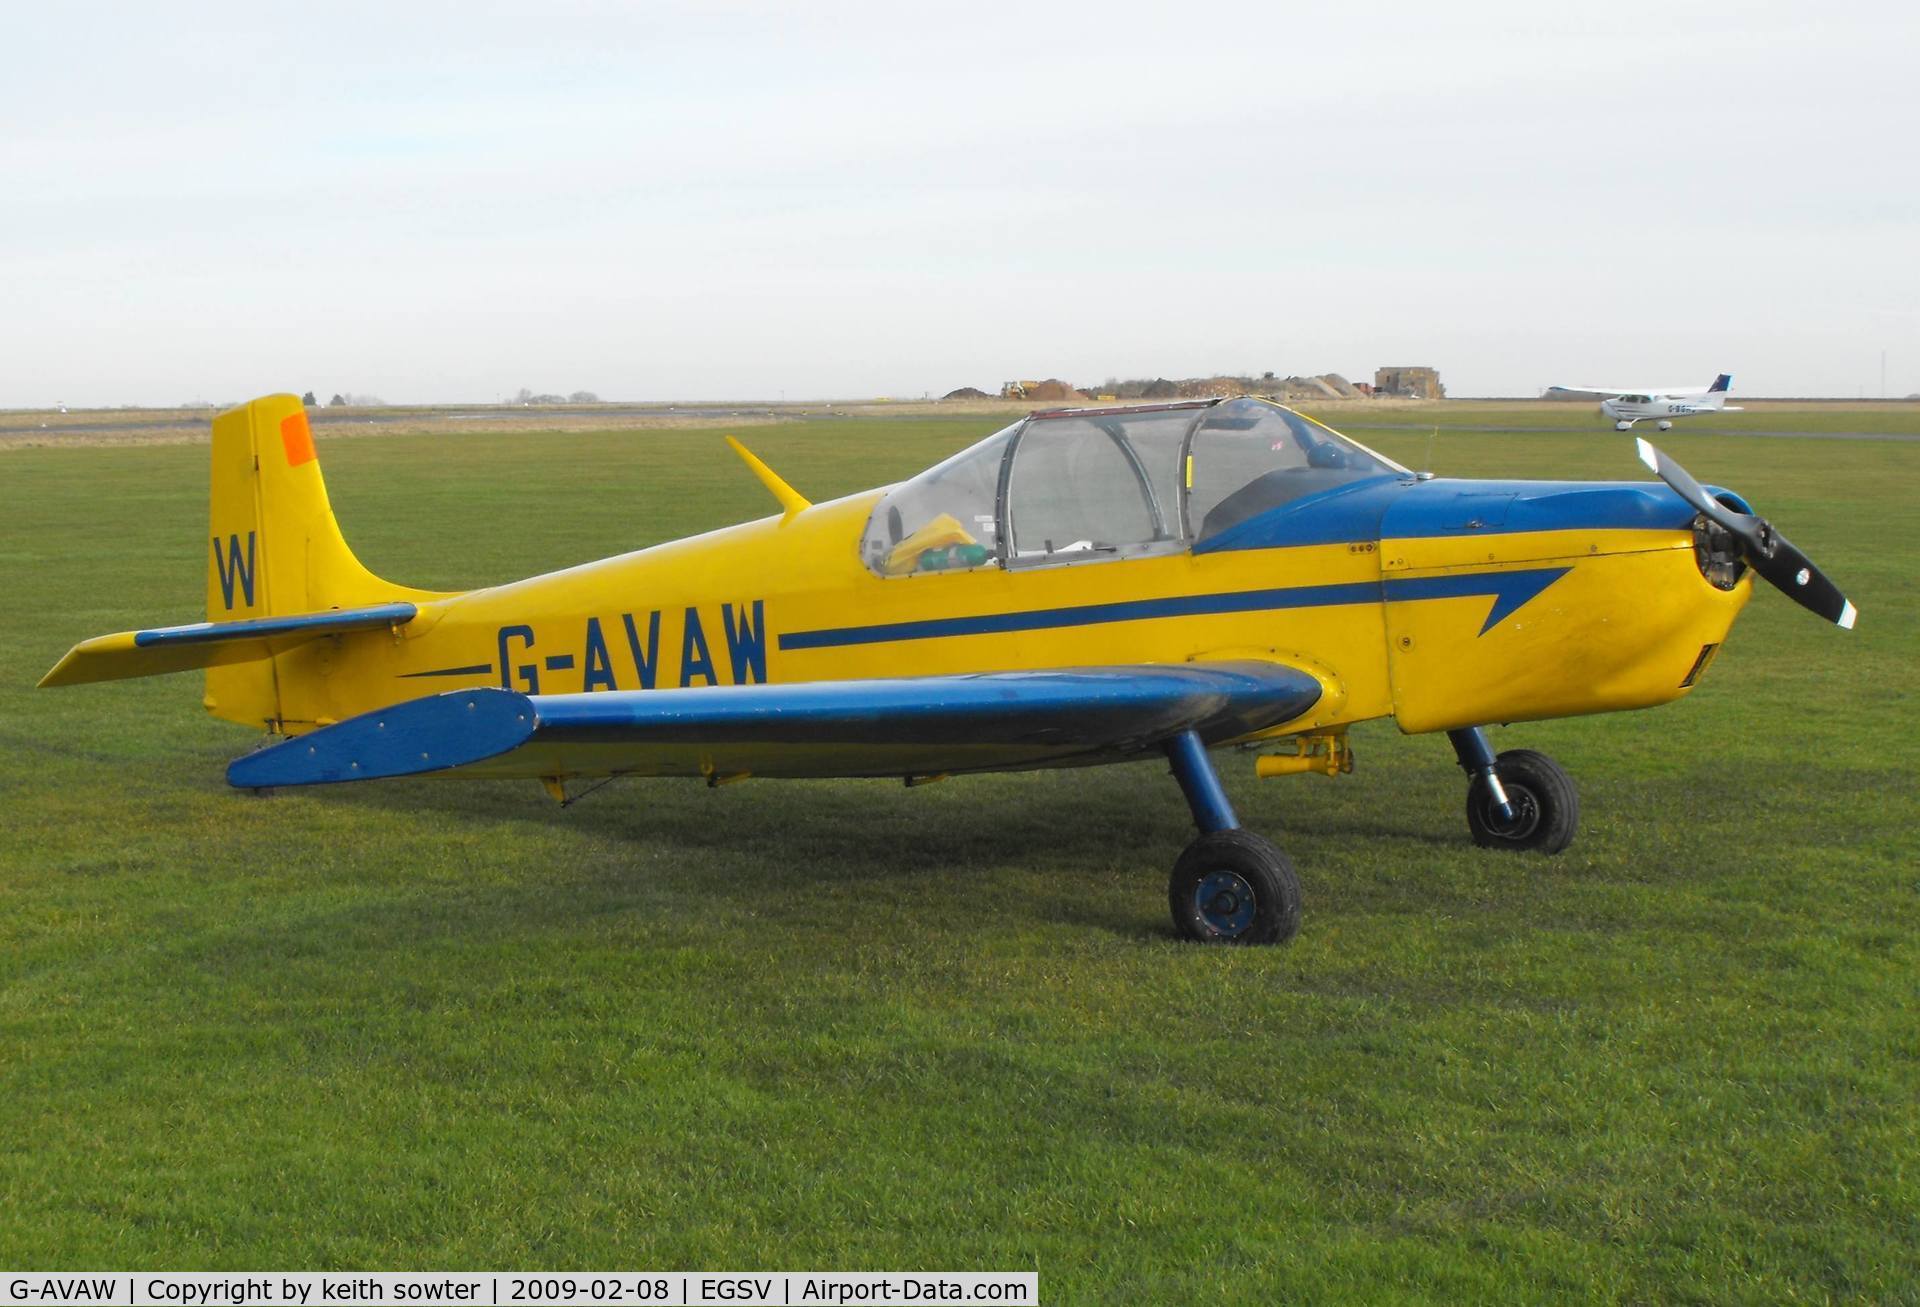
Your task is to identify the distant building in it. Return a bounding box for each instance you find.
[1374,366,1445,400]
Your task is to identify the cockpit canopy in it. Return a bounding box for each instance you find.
[862,397,1403,576]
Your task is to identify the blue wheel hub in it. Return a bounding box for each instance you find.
[1195,870,1257,936]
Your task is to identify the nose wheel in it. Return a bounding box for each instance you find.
[1448,728,1578,854]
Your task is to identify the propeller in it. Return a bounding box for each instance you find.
[1636,438,1856,629]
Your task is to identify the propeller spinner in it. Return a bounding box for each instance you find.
[1636,438,1856,629]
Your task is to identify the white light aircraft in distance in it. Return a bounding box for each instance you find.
[1546,374,1742,431]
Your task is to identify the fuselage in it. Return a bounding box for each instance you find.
[1599,389,1732,428]
[251,473,1751,763]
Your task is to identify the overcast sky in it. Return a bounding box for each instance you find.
[4,1,1915,405]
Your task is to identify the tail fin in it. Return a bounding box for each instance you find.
[207,394,399,622]
[203,394,428,725]
[42,395,441,723]
[1708,373,1732,394]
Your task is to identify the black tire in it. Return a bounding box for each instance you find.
[1168,829,1302,945]
[1466,748,1579,854]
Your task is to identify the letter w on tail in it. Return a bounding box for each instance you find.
[213,531,257,610]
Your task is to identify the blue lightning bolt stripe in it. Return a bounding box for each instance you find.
[778,567,1571,652]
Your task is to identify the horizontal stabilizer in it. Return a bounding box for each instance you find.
[226,661,1325,788]
[39,603,417,688]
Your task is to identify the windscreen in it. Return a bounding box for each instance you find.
[1187,399,1396,541]
[861,424,1013,575]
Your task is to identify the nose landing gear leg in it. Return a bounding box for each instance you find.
[1448,727,1513,824]
[1163,730,1301,945]
[1448,727,1580,854]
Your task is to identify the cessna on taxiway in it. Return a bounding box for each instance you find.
[1548,373,1742,431]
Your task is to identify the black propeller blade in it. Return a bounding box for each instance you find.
[1636,438,1856,629]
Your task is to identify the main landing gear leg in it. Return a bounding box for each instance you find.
[1163,730,1301,945]
[1448,726,1580,854]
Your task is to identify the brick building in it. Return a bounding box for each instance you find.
[1373,366,1446,400]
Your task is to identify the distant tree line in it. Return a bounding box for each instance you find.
[511,387,601,405]
[295,389,605,409]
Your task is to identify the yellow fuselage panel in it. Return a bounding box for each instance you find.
[267,497,1741,740]
[1384,534,1749,733]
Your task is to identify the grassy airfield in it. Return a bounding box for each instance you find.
[1,401,1915,1300]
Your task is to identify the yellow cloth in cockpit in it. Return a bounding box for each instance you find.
[883,513,978,575]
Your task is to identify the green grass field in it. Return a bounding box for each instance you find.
[2,406,1916,1301]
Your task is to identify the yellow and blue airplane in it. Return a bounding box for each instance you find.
[40,393,1855,945]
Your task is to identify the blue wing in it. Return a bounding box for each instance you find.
[226,661,1325,788]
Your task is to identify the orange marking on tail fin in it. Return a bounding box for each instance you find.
[280,410,316,466]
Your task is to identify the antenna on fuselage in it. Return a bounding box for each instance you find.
[724,435,812,523]
[1419,425,1438,480]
